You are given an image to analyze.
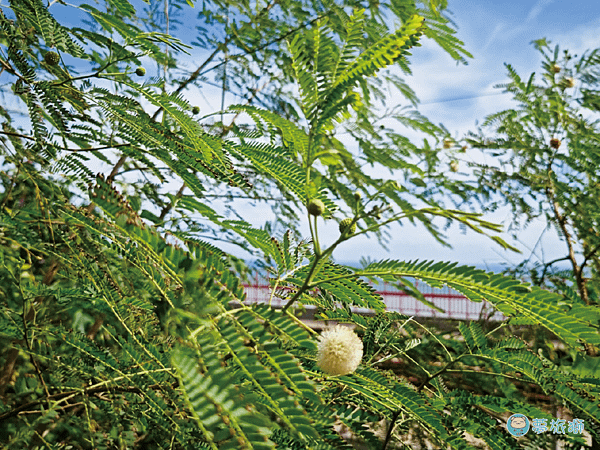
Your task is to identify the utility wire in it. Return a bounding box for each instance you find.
[418,90,508,105]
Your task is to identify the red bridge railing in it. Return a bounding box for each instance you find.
[242,279,505,321]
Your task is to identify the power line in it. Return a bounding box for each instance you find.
[418,90,509,106]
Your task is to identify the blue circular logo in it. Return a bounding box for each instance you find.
[506,414,530,437]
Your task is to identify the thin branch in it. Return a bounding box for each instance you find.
[546,176,589,303]
[580,241,600,276]
[0,130,36,141]
[51,55,137,88]
[62,143,132,152]
[166,0,280,99]
[539,255,571,283]
[164,0,170,81]
[445,369,532,383]
[197,11,331,81]
[107,154,127,183]
[0,132,133,153]
[382,410,401,450]
[223,77,270,131]
[0,383,173,421]
[0,58,30,84]
[417,358,460,392]
[158,182,186,221]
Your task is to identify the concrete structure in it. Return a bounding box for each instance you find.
[243,279,504,321]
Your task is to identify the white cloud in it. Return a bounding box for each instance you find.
[545,16,600,55]
[526,0,554,24]
[481,22,506,53]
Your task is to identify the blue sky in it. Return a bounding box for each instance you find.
[108,1,600,270]
[7,0,600,272]
[207,0,600,270]
[388,0,600,270]
[325,0,600,270]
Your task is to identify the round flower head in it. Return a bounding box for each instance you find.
[44,51,60,66]
[560,77,575,89]
[339,218,356,235]
[307,198,325,216]
[317,325,363,376]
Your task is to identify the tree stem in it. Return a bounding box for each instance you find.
[546,174,589,304]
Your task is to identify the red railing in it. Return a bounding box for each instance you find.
[242,279,505,321]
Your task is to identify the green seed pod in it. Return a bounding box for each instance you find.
[44,51,60,66]
[353,191,362,201]
[135,67,146,76]
[307,199,325,216]
[339,218,356,235]
[192,106,201,114]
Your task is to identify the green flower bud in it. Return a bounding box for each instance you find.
[44,51,60,66]
[192,106,201,114]
[307,199,325,216]
[560,77,575,89]
[135,67,146,76]
[339,218,356,235]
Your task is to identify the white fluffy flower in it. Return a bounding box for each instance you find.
[317,325,363,376]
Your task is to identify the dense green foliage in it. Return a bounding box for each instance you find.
[0,0,599,448]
